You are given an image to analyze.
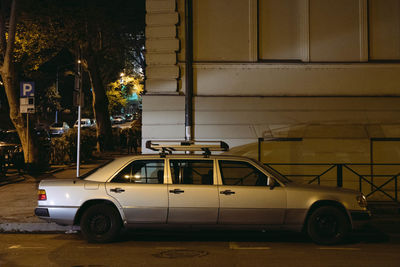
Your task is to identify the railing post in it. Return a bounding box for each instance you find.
[337,164,343,187]
[258,138,262,162]
[395,175,398,202]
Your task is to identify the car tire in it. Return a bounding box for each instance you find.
[80,204,122,243]
[307,206,350,245]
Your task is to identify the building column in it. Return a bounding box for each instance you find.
[145,0,180,94]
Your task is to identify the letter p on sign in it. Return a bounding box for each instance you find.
[20,82,35,97]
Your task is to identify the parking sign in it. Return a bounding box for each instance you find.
[20,82,35,97]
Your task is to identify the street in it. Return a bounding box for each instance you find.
[1,230,400,267]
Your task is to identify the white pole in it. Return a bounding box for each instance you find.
[77,105,81,177]
[26,113,29,164]
[55,69,58,123]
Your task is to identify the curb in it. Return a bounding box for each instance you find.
[0,222,79,233]
[44,167,67,174]
[0,175,25,187]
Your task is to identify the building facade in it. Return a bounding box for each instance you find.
[144,0,400,164]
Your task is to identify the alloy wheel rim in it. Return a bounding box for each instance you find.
[314,214,338,238]
[90,214,111,234]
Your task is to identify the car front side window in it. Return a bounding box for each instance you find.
[170,159,213,185]
[111,160,164,184]
[219,160,269,186]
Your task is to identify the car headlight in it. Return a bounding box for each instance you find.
[356,194,367,208]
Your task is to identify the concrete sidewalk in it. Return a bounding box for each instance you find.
[1,157,399,240]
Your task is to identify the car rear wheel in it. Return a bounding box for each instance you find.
[307,206,350,245]
[80,204,122,243]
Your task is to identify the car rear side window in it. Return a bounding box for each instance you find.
[111,160,164,184]
[219,160,268,186]
[170,160,213,185]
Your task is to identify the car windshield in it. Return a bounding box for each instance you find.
[51,123,63,128]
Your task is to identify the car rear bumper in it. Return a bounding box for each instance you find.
[35,206,78,225]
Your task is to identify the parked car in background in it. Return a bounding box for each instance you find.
[35,140,370,245]
[125,114,133,122]
[49,122,70,137]
[111,115,126,124]
[74,118,95,128]
[35,122,49,131]
[0,129,24,173]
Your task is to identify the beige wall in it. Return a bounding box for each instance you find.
[142,95,400,154]
[369,0,400,60]
[144,0,400,167]
[259,0,304,60]
[193,63,400,96]
[193,0,257,62]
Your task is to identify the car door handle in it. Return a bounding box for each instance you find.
[169,189,185,194]
[220,190,235,195]
[110,188,125,193]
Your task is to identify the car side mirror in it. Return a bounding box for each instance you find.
[267,177,277,190]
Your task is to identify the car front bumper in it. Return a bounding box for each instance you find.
[350,210,371,228]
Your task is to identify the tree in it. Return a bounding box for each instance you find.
[45,0,145,151]
[77,0,145,151]
[0,0,67,167]
[0,0,37,166]
[0,0,145,163]
[36,83,61,121]
[107,74,143,115]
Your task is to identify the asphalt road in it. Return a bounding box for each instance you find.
[1,230,399,267]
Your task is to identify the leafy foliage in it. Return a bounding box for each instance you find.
[35,83,61,117]
[107,74,143,114]
[50,128,97,164]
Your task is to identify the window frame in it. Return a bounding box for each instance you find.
[109,159,166,185]
[217,159,271,187]
[168,158,216,185]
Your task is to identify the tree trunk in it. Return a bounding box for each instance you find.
[0,0,39,167]
[1,72,39,165]
[83,45,113,151]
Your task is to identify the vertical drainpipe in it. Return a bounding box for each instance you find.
[185,0,193,141]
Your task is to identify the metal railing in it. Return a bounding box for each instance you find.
[265,163,399,203]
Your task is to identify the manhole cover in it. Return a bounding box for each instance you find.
[154,249,209,259]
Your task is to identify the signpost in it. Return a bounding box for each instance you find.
[20,82,35,164]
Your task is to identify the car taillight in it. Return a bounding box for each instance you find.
[38,189,47,201]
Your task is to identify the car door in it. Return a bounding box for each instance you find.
[217,159,287,225]
[167,159,219,224]
[106,159,168,224]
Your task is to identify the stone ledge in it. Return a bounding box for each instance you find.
[147,0,176,13]
[146,13,179,26]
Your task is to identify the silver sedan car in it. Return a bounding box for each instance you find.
[35,141,370,244]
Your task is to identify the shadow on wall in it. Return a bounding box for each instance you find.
[223,138,400,164]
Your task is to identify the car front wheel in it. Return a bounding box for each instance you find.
[80,203,122,243]
[307,206,350,245]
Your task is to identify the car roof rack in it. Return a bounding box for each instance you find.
[146,140,229,157]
